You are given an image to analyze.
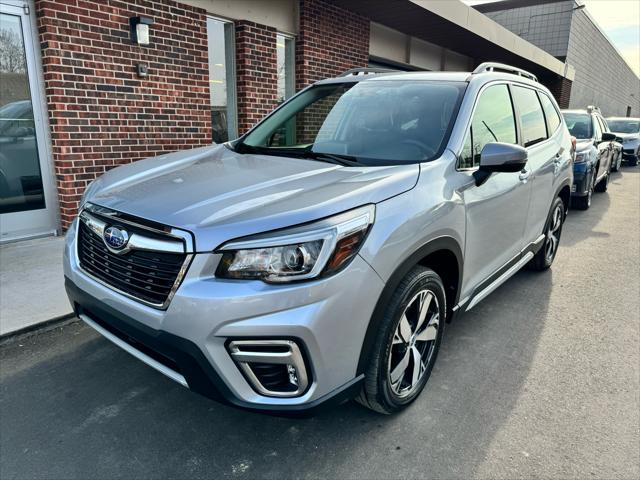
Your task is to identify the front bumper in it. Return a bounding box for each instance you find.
[622,148,639,161]
[63,220,385,413]
[571,163,592,197]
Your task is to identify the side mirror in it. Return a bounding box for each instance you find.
[473,142,528,186]
[601,132,616,142]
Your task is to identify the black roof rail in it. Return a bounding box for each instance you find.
[472,62,538,82]
[339,67,398,77]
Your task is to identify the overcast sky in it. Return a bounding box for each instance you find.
[463,0,640,76]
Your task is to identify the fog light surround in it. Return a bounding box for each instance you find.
[227,339,310,397]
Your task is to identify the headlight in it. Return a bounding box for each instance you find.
[216,205,375,283]
[574,151,589,163]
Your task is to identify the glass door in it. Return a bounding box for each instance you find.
[0,2,57,242]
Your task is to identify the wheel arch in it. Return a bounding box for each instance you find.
[556,182,571,217]
[356,236,463,375]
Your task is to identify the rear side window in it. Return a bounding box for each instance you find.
[539,93,561,136]
[511,86,547,147]
[459,84,517,169]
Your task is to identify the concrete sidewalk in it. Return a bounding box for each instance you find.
[0,235,72,336]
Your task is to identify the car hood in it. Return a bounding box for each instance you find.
[612,132,639,141]
[575,139,594,153]
[87,145,420,251]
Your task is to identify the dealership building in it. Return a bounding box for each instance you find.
[0,0,633,242]
[474,0,640,117]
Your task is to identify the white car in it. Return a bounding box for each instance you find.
[607,117,640,166]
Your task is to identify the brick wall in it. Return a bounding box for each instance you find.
[548,77,573,109]
[35,0,211,228]
[234,20,278,135]
[296,0,369,91]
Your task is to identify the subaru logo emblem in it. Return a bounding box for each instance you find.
[103,226,129,250]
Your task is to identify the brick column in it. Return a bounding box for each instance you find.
[296,0,370,91]
[548,77,573,109]
[234,21,278,135]
[35,0,211,229]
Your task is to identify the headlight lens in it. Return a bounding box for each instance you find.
[216,205,375,283]
[574,151,589,163]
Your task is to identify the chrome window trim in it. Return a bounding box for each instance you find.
[76,206,193,310]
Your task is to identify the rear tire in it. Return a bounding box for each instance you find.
[528,197,565,271]
[356,266,446,414]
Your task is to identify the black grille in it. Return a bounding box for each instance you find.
[78,221,187,306]
[249,363,298,393]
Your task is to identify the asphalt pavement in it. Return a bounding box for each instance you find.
[1,168,638,480]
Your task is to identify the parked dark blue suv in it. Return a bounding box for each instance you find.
[562,107,616,210]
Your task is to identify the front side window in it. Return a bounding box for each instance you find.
[237,80,466,165]
[511,86,547,147]
[459,84,517,169]
[539,93,561,136]
[563,113,592,139]
[207,17,237,143]
[607,119,640,134]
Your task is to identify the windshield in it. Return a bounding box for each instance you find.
[562,112,593,139]
[235,80,467,165]
[606,119,640,134]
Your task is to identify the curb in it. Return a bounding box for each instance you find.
[0,314,78,345]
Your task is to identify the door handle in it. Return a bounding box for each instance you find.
[519,169,531,182]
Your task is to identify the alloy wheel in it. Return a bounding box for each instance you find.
[545,203,563,262]
[388,289,440,398]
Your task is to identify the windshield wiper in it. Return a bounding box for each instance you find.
[232,142,362,166]
[303,150,362,167]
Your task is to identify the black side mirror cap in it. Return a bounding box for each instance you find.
[473,142,528,186]
[601,132,616,142]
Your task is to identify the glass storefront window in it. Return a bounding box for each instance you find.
[276,33,294,103]
[0,12,45,214]
[207,17,237,143]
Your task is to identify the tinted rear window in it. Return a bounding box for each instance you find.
[539,93,562,136]
[563,113,592,139]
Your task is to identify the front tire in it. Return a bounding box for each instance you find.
[573,173,595,210]
[612,152,621,172]
[528,197,565,271]
[595,169,609,192]
[356,266,446,414]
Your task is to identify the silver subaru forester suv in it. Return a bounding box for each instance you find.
[64,63,573,414]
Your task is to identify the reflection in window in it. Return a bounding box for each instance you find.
[242,81,465,164]
[0,13,45,213]
[563,112,592,139]
[539,93,561,135]
[276,33,294,104]
[511,86,547,147]
[207,17,237,143]
[460,84,516,169]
